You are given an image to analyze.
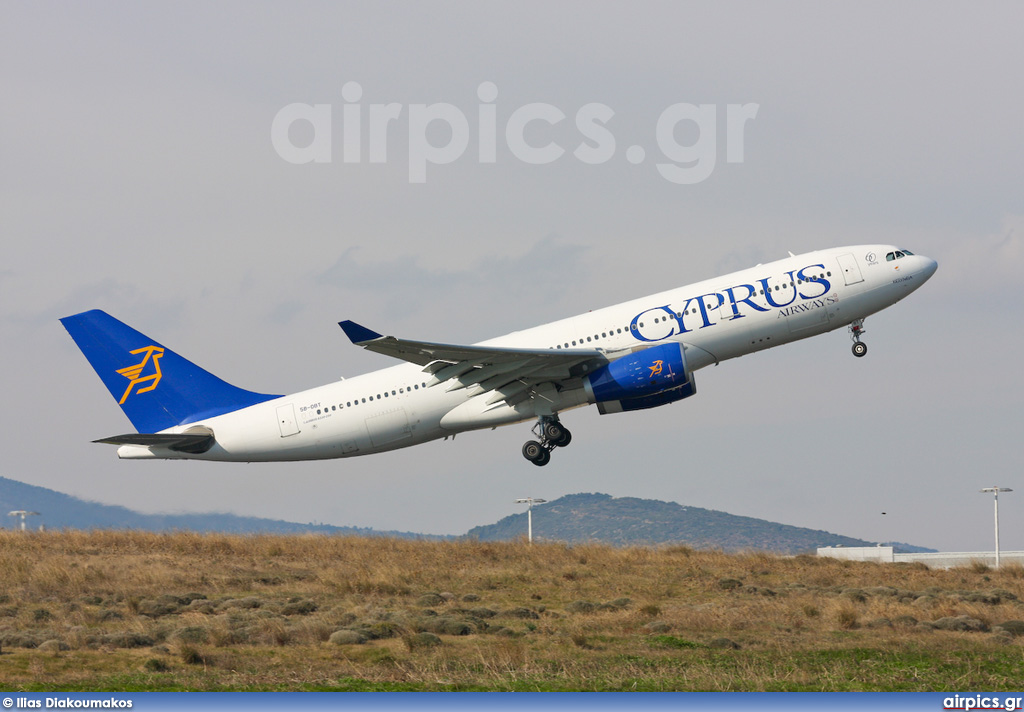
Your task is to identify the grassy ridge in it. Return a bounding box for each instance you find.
[1,531,1022,691]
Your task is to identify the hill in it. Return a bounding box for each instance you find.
[466,492,931,554]
[0,476,433,538]
[1,477,930,552]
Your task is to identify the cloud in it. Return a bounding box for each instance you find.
[317,235,592,325]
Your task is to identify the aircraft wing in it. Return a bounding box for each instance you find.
[339,320,608,407]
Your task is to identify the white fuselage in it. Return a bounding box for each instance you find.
[119,245,936,461]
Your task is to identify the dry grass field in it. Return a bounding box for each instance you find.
[1,530,1023,691]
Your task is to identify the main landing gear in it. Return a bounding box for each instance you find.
[849,319,868,357]
[522,417,572,467]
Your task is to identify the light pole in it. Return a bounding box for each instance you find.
[514,498,546,544]
[980,487,1012,568]
[7,510,40,532]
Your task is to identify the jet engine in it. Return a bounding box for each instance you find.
[583,342,696,414]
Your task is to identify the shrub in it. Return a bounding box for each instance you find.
[503,607,539,620]
[329,630,368,645]
[172,626,209,644]
[994,620,1024,637]
[931,616,989,633]
[179,645,208,665]
[834,607,859,630]
[38,639,69,653]
[841,588,867,603]
[281,599,318,616]
[219,597,263,610]
[651,635,703,649]
[417,616,475,636]
[101,633,155,648]
[416,593,446,607]
[404,632,441,649]
[566,601,598,614]
[143,658,170,672]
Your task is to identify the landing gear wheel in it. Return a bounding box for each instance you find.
[544,422,572,448]
[848,319,868,358]
[522,440,544,462]
[522,416,571,464]
[554,427,572,448]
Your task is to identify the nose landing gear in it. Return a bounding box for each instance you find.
[522,417,572,466]
[849,319,867,357]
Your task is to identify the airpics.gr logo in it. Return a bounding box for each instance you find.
[116,345,165,404]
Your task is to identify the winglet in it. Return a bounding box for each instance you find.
[339,320,384,344]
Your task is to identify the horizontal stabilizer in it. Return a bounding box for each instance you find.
[94,426,215,454]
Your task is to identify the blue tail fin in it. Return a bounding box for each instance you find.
[60,309,280,433]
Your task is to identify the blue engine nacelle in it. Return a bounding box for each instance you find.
[583,342,697,414]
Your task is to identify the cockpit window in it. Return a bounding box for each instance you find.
[886,252,895,261]
[887,250,912,261]
[901,249,913,255]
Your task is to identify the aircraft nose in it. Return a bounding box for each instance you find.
[918,255,938,281]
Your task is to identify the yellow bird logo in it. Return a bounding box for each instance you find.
[116,345,165,404]
[649,360,663,378]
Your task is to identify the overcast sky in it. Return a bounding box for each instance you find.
[2,2,1022,551]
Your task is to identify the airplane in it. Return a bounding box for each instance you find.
[61,245,937,466]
